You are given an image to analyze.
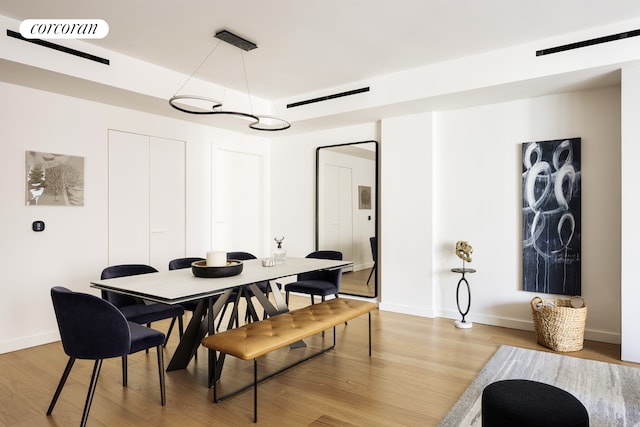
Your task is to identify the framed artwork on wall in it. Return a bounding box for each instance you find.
[26,150,85,206]
[358,185,371,209]
[522,138,581,295]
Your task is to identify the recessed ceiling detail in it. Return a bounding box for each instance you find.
[536,28,640,56]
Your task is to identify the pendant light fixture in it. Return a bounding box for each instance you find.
[169,30,290,131]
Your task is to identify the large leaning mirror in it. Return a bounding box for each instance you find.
[316,140,378,298]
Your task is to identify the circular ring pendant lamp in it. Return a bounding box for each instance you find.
[169,30,290,131]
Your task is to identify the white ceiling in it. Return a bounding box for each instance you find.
[1,1,639,133]
[3,1,640,98]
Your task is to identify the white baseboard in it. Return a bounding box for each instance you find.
[379,301,436,318]
[385,307,621,345]
[0,330,60,354]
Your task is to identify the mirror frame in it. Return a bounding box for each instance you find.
[316,140,378,298]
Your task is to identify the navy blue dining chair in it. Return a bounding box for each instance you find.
[284,250,343,305]
[100,264,185,345]
[47,286,166,427]
[168,257,207,314]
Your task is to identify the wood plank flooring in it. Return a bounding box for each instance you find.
[0,295,635,426]
[340,269,375,297]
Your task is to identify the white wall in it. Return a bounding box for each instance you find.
[379,113,435,317]
[621,62,640,361]
[431,86,621,342]
[0,81,268,354]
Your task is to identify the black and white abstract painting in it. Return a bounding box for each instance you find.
[522,138,581,295]
[26,150,85,206]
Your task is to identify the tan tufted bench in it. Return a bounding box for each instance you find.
[201,297,377,422]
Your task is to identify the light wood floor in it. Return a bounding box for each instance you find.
[340,269,375,297]
[1,295,635,427]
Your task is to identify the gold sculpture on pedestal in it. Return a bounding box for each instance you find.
[452,240,475,329]
[455,240,473,263]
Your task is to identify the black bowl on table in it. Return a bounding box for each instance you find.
[191,260,243,278]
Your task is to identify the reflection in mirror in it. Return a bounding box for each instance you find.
[316,141,378,298]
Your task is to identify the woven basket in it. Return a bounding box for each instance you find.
[530,296,587,352]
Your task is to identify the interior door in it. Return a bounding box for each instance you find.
[322,164,353,264]
[108,130,185,269]
[108,130,150,265]
[212,149,263,256]
[149,137,185,269]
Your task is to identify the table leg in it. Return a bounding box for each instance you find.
[166,289,234,371]
[247,281,288,317]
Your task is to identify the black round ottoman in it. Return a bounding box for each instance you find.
[482,379,589,427]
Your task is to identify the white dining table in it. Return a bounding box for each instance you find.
[90,257,351,379]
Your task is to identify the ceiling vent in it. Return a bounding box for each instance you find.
[536,28,640,56]
[6,29,109,65]
[287,87,370,109]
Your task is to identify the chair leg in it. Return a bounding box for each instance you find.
[178,316,184,338]
[47,356,76,415]
[156,345,166,406]
[285,290,290,305]
[122,355,128,386]
[146,323,151,353]
[263,286,271,320]
[367,264,375,285]
[165,317,177,347]
[319,295,324,336]
[80,359,103,427]
[254,358,258,423]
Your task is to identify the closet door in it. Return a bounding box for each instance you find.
[108,131,150,265]
[149,137,185,268]
[108,131,185,269]
[212,149,263,256]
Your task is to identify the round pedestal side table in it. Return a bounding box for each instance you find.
[451,267,476,329]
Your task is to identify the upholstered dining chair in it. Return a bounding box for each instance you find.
[48,286,166,427]
[168,257,206,314]
[284,250,343,305]
[100,264,184,345]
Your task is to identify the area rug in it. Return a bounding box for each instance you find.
[438,345,640,426]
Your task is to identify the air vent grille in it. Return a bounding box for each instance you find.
[6,29,109,65]
[287,87,370,108]
[536,28,640,56]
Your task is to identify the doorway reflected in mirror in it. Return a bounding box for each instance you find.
[316,141,378,298]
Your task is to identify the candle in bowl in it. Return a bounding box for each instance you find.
[206,251,226,267]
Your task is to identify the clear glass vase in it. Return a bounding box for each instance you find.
[273,237,286,264]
